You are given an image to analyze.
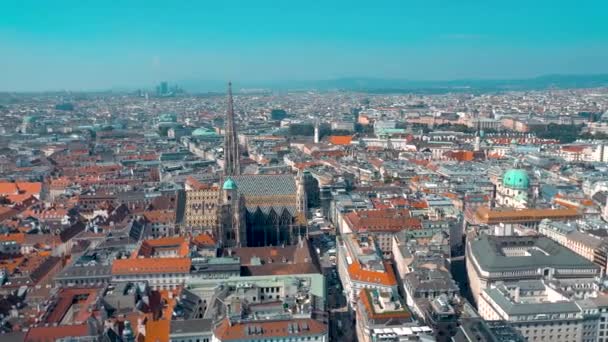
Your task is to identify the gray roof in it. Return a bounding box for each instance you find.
[455,318,525,342]
[170,319,213,335]
[55,264,112,280]
[470,235,599,272]
[484,287,580,316]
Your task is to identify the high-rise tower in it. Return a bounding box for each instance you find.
[474,118,481,152]
[223,82,241,176]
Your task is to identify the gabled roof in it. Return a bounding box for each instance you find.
[347,260,397,286]
[344,209,421,232]
[25,324,92,342]
[111,258,191,275]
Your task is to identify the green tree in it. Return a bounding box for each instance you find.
[270,109,287,121]
[288,123,314,136]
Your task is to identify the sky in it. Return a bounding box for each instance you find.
[1,0,607,91]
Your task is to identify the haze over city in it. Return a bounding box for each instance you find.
[2,0,608,91]
[3,2,608,342]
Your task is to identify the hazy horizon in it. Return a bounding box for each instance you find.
[2,0,608,92]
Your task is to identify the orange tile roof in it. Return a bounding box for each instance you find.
[25,324,90,342]
[475,206,580,224]
[143,236,186,247]
[410,200,429,209]
[344,209,421,232]
[16,182,42,194]
[443,150,474,161]
[112,257,191,275]
[192,232,216,247]
[50,177,73,189]
[0,233,25,244]
[328,135,353,145]
[0,183,18,195]
[347,260,397,286]
[0,257,24,274]
[0,182,42,196]
[145,319,170,342]
[137,237,189,258]
[5,193,36,205]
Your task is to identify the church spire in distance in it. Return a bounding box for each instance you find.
[223,81,240,176]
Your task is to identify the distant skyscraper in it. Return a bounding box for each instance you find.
[223,82,240,176]
[160,81,169,95]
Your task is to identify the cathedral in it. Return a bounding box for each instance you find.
[217,83,307,248]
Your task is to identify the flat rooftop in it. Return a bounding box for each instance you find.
[469,235,599,273]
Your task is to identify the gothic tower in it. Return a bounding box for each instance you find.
[218,177,245,247]
[223,82,241,177]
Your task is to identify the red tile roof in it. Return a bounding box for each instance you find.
[136,237,189,258]
[344,209,421,232]
[25,324,91,342]
[0,233,25,244]
[44,287,102,324]
[347,261,397,286]
[0,182,41,196]
[192,232,216,247]
[112,258,191,275]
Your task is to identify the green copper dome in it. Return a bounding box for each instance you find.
[192,127,217,137]
[23,115,38,124]
[222,177,237,190]
[503,169,529,189]
[159,113,177,123]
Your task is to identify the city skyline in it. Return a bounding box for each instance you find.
[2,0,608,91]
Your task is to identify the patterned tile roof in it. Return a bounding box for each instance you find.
[232,175,296,196]
[232,175,297,215]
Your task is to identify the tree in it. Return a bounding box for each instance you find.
[288,123,314,136]
[435,123,476,133]
[270,109,287,121]
[329,129,352,136]
[55,103,74,111]
[531,124,582,143]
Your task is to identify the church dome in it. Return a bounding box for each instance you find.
[222,177,237,190]
[192,127,217,137]
[159,113,177,123]
[23,115,38,124]
[503,169,529,189]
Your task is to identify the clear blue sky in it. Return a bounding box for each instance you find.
[1,0,607,91]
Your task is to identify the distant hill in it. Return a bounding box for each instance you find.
[179,74,608,93]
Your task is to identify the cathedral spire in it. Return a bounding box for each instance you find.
[224,81,240,176]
